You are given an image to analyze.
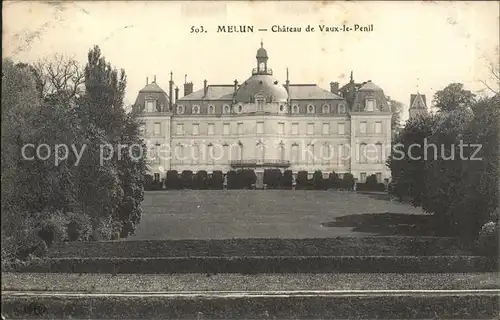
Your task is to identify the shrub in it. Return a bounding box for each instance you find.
[193,170,209,190]
[477,220,499,257]
[91,216,119,241]
[264,169,282,189]
[296,171,308,190]
[66,212,92,241]
[342,173,355,190]
[226,170,238,189]
[283,170,293,189]
[239,169,257,189]
[328,172,341,190]
[210,171,224,190]
[181,170,194,189]
[312,171,325,190]
[144,174,154,191]
[166,170,180,190]
[366,174,378,189]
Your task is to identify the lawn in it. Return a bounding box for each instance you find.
[131,190,426,240]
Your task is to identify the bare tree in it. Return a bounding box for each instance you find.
[480,47,499,95]
[32,53,85,100]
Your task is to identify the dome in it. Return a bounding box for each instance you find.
[256,47,268,59]
[235,74,288,103]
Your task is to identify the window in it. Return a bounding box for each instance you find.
[322,123,330,135]
[338,103,346,114]
[278,122,285,135]
[292,123,299,135]
[279,105,284,112]
[146,100,156,112]
[338,123,345,135]
[223,123,230,135]
[307,123,314,135]
[366,99,375,112]
[359,143,367,163]
[376,143,383,163]
[322,105,329,114]
[360,121,367,134]
[192,105,200,114]
[154,122,161,135]
[237,122,243,134]
[376,172,382,183]
[177,105,184,114]
[256,121,264,134]
[238,105,243,113]
[208,123,215,135]
[257,100,264,111]
[208,105,215,114]
[292,105,299,114]
[307,104,315,114]
[291,144,299,162]
[176,123,184,135]
[375,121,382,134]
[223,105,230,114]
[192,123,199,135]
[360,172,367,183]
[154,173,160,181]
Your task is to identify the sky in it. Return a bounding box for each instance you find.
[3,1,499,121]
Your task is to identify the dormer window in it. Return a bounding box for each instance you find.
[208,105,215,114]
[223,104,230,114]
[322,104,330,114]
[292,105,299,114]
[238,104,243,113]
[366,99,375,112]
[146,99,156,112]
[192,105,200,114]
[307,104,315,114]
[177,105,184,114]
[338,103,346,114]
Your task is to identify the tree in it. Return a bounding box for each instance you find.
[479,46,499,95]
[181,170,194,189]
[328,172,341,190]
[282,170,293,189]
[166,170,180,190]
[227,170,238,189]
[312,170,325,190]
[296,171,308,190]
[341,173,355,190]
[389,99,404,133]
[433,83,476,113]
[193,170,209,190]
[210,171,224,190]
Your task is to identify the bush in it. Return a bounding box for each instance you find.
[264,169,282,189]
[296,171,309,190]
[328,172,341,190]
[239,169,257,189]
[476,220,499,257]
[313,171,325,190]
[342,173,355,190]
[144,174,154,191]
[210,171,224,190]
[91,216,120,241]
[227,170,238,189]
[366,174,378,189]
[181,170,194,189]
[193,170,209,190]
[283,170,293,189]
[165,170,180,190]
[66,212,92,242]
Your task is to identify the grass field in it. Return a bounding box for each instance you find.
[130,190,426,240]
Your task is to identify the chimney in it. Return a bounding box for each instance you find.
[175,86,179,102]
[285,67,290,93]
[153,75,156,83]
[169,71,174,110]
[184,82,193,96]
[330,81,339,94]
[234,79,238,92]
[203,79,208,97]
[146,77,149,85]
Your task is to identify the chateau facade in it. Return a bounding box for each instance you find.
[134,42,393,186]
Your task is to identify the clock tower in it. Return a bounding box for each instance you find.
[255,40,269,74]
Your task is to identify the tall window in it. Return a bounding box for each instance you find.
[146,100,156,112]
[322,105,329,113]
[366,99,375,111]
[338,123,345,135]
[237,122,243,134]
[375,121,382,134]
[278,122,285,135]
[307,105,315,114]
[376,143,383,163]
[322,123,330,135]
[359,143,367,163]
[208,123,215,135]
[360,121,367,134]
[291,144,299,163]
[256,122,264,134]
[223,123,230,135]
[307,123,314,135]
[192,123,199,135]
[292,123,299,135]
[154,122,161,135]
[208,105,215,114]
[376,172,382,183]
[292,105,299,113]
[360,172,367,183]
[176,123,184,135]
[257,99,264,111]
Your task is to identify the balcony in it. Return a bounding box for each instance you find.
[251,68,273,75]
[230,159,290,168]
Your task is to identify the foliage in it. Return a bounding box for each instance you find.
[433,83,476,112]
[389,99,404,133]
[312,170,325,190]
[282,170,293,189]
[238,169,257,189]
[296,171,309,190]
[264,169,282,189]
[210,171,224,190]
[66,211,93,242]
[181,170,194,189]
[226,170,238,189]
[328,172,341,190]
[166,170,181,190]
[477,221,499,257]
[341,173,355,190]
[193,170,209,190]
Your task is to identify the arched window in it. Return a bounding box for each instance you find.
[192,105,200,114]
[338,103,346,114]
[279,105,284,112]
[208,105,215,114]
[238,105,243,112]
[223,105,230,114]
[177,105,184,114]
[359,143,367,163]
[322,104,330,114]
[292,105,299,114]
[307,104,315,114]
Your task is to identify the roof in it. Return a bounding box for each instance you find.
[177,85,235,101]
[358,81,383,91]
[139,82,166,93]
[235,74,288,103]
[288,84,343,100]
[410,93,427,109]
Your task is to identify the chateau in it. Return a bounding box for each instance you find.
[134,42,394,187]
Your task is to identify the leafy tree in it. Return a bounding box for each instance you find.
[328,172,341,190]
[433,83,476,113]
[389,99,404,133]
[166,170,180,190]
[181,170,194,189]
[296,171,308,190]
[193,170,209,190]
[341,173,355,190]
[312,170,325,190]
[282,170,293,189]
[264,169,282,189]
[227,170,238,189]
[210,171,224,190]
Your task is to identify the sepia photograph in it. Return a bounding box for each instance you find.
[2,1,499,319]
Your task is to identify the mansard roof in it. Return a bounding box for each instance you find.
[288,84,343,100]
[410,93,427,109]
